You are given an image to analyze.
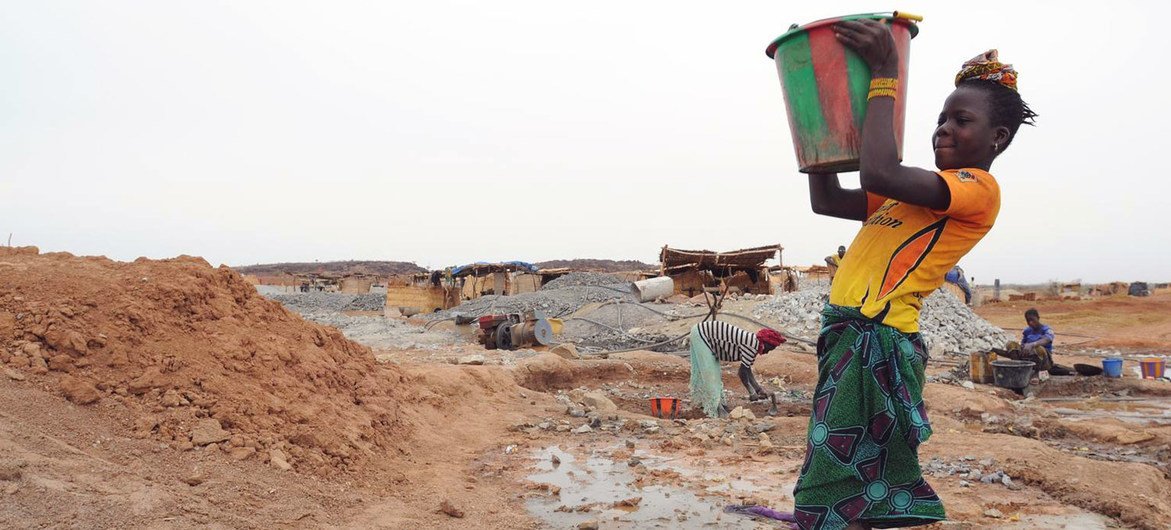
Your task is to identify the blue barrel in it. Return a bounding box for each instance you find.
[1102,357,1124,378]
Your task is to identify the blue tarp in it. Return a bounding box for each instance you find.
[450,261,538,277]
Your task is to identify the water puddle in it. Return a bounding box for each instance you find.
[1003,512,1114,529]
[525,446,772,529]
[1048,397,1171,424]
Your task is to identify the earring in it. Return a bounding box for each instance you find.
[994,141,999,152]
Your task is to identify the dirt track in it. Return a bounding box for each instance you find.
[1,248,1169,529]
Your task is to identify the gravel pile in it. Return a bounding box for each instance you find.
[267,292,384,314]
[753,286,1009,356]
[540,272,630,291]
[298,311,461,351]
[429,285,637,320]
[752,288,827,337]
[919,290,1011,356]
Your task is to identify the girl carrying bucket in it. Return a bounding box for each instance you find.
[793,20,1037,530]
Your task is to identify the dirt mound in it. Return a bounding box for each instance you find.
[0,247,407,474]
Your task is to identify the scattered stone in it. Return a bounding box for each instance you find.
[228,446,256,461]
[7,353,29,369]
[161,389,186,407]
[961,381,975,390]
[439,499,465,518]
[0,461,24,481]
[183,470,205,486]
[47,355,74,372]
[577,521,600,530]
[550,343,580,360]
[268,449,291,471]
[3,368,25,381]
[727,406,756,421]
[581,391,618,412]
[613,496,642,508]
[573,424,593,434]
[457,354,485,366]
[627,456,641,467]
[749,422,775,434]
[568,407,586,418]
[190,418,231,446]
[551,454,561,466]
[983,508,1003,519]
[959,480,971,488]
[60,375,100,405]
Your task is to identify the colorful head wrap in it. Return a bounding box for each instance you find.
[756,328,786,350]
[954,49,1018,91]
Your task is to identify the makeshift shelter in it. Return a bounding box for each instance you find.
[659,244,781,297]
[451,261,540,299]
[385,272,460,315]
[338,275,377,294]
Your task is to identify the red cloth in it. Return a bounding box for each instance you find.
[756,328,786,348]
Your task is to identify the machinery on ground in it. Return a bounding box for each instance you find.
[476,311,555,350]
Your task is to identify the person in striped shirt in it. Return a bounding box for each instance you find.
[688,319,786,417]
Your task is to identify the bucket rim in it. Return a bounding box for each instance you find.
[765,12,920,59]
[991,359,1035,368]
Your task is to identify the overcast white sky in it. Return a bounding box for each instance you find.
[2,1,1167,283]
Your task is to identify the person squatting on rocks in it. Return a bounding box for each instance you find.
[688,320,785,417]
[797,19,1037,530]
[1003,308,1071,376]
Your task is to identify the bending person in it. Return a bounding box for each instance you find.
[689,320,785,417]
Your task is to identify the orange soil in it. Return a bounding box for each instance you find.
[976,291,1171,351]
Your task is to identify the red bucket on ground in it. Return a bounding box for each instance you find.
[1140,358,1165,379]
[650,397,680,419]
[766,12,921,173]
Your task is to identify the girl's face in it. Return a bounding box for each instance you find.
[932,86,1005,170]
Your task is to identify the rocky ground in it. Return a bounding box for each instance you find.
[2,248,1169,529]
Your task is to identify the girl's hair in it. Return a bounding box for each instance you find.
[958,79,1038,152]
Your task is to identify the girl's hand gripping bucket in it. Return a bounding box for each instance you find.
[766,12,921,173]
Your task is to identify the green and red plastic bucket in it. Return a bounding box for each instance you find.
[766,12,921,173]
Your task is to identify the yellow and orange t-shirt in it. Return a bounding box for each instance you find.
[829,168,1000,333]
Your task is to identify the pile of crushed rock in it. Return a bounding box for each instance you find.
[429,284,637,320]
[268,292,384,313]
[753,285,1009,356]
[540,272,630,291]
[298,312,461,351]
